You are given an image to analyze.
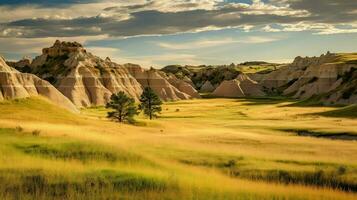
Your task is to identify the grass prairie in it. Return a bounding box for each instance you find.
[0,96,356,199]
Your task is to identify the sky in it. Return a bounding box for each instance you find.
[0,0,356,67]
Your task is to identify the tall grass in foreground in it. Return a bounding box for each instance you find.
[0,97,356,199]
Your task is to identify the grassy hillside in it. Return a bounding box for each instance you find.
[0,97,356,199]
[317,104,357,118]
[336,53,357,64]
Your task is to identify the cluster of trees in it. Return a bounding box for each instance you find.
[106,87,162,123]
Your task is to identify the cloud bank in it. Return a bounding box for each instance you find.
[0,0,356,38]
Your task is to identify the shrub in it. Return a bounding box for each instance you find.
[15,126,23,132]
[32,130,41,136]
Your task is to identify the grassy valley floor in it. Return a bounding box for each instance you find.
[0,97,356,199]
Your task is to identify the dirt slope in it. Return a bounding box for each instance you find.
[30,40,143,107]
[126,64,193,101]
[0,56,78,112]
[212,74,265,97]
[256,52,357,105]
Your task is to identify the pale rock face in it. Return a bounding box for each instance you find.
[200,81,215,93]
[236,74,266,96]
[161,73,200,98]
[246,73,265,82]
[212,74,265,97]
[212,80,244,97]
[57,65,112,107]
[282,53,357,105]
[259,65,305,90]
[284,63,354,98]
[0,56,14,72]
[42,40,85,57]
[290,51,336,68]
[126,64,192,101]
[0,56,78,113]
[182,76,195,87]
[256,52,357,105]
[30,41,143,107]
[258,53,338,90]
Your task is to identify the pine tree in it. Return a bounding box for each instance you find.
[139,87,162,120]
[106,92,138,123]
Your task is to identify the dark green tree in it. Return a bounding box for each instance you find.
[139,87,162,120]
[106,92,138,123]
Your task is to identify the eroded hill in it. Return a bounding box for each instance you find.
[253,52,357,105]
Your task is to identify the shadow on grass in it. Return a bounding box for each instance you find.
[201,94,294,106]
[158,115,201,119]
[0,169,173,199]
[0,128,150,165]
[179,155,357,192]
[231,169,357,192]
[280,95,349,108]
[276,128,357,140]
[238,97,295,106]
[313,104,357,119]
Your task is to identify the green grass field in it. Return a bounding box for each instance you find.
[0,97,356,199]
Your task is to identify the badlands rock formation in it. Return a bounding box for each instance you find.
[29,41,198,106]
[212,74,265,97]
[200,81,215,93]
[283,53,357,104]
[0,56,78,112]
[258,52,338,91]
[125,64,193,101]
[256,52,357,105]
[161,65,240,89]
[6,56,32,72]
[161,73,200,98]
[30,40,143,107]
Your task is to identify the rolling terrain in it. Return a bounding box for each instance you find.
[0,96,356,199]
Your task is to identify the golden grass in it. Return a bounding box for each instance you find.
[0,97,356,199]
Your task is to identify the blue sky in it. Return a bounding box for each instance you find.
[0,0,356,67]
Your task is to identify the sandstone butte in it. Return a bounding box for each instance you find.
[29,40,199,107]
[212,74,265,98]
[0,55,78,113]
[255,52,357,105]
[200,80,215,93]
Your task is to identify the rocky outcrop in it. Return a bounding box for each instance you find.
[290,51,337,69]
[200,81,215,93]
[30,41,143,107]
[161,73,200,98]
[258,53,338,91]
[258,64,305,92]
[126,64,193,101]
[256,52,357,105]
[42,40,85,57]
[6,56,32,70]
[283,58,357,105]
[212,74,265,97]
[0,56,78,113]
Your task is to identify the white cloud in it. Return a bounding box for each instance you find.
[157,36,280,50]
[262,25,281,32]
[315,27,357,35]
[260,22,357,35]
[227,0,310,17]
